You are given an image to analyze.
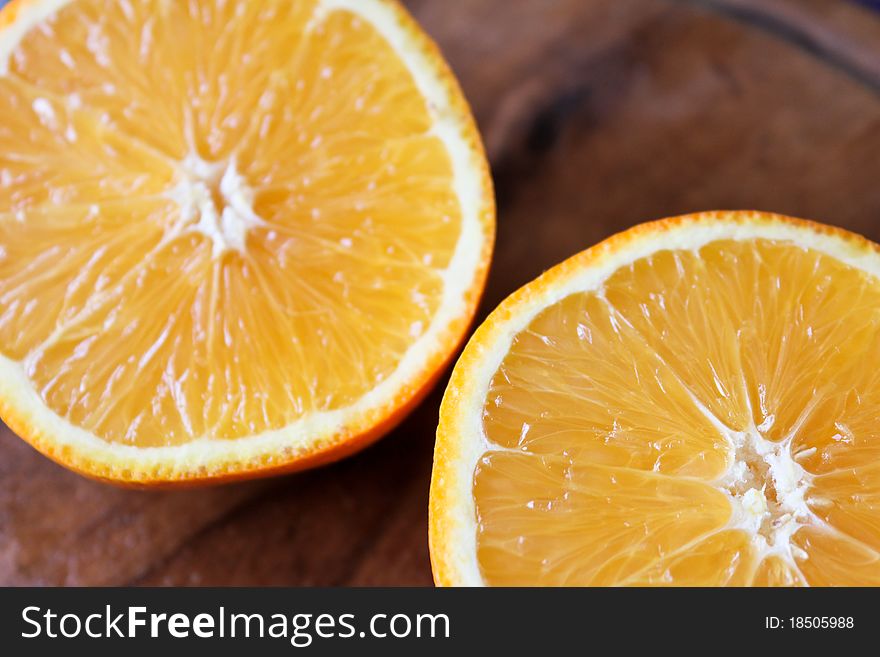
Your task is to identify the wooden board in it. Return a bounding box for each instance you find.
[2,0,880,586]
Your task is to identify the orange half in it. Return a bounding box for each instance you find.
[431,212,880,586]
[0,0,494,484]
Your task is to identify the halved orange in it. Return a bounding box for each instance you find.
[0,0,493,485]
[430,212,880,586]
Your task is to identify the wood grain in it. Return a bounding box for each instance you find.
[2,0,880,586]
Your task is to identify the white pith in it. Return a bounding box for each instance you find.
[0,0,490,478]
[168,153,266,258]
[717,429,813,567]
[434,214,880,586]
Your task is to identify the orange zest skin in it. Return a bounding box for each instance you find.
[0,0,494,486]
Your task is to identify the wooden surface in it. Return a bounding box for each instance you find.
[2,0,880,586]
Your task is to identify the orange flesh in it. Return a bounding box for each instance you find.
[476,239,880,585]
[0,0,463,446]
